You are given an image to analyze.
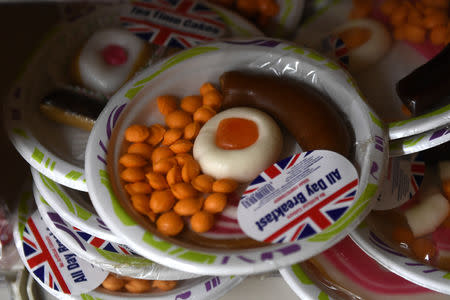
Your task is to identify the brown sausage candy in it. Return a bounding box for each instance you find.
[220,71,353,157]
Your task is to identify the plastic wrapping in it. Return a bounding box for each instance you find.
[85,37,386,275]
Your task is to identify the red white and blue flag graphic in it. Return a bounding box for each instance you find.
[410,153,425,196]
[267,179,357,243]
[121,0,226,49]
[23,218,70,293]
[72,227,138,256]
[321,35,349,68]
[238,151,359,244]
[21,213,108,295]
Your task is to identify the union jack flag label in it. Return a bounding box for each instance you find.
[120,0,226,49]
[375,153,425,211]
[21,212,108,295]
[237,150,358,243]
[320,34,349,69]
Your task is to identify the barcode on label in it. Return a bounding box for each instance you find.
[252,184,275,201]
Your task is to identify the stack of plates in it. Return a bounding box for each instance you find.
[5,1,450,299]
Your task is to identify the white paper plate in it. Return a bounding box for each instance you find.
[33,184,201,281]
[85,38,386,275]
[3,3,263,192]
[30,167,120,244]
[351,224,450,295]
[294,0,450,152]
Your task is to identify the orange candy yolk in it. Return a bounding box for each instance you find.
[215,118,259,150]
[338,27,371,50]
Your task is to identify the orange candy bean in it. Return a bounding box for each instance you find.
[124,278,152,293]
[430,25,448,45]
[153,157,177,174]
[119,153,148,168]
[121,167,145,182]
[212,178,239,193]
[162,128,183,146]
[190,211,215,233]
[181,159,201,183]
[203,193,227,213]
[151,147,174,164]
[152,280,177,291]
[131,194,150,214]
[173,197,203,216]
[170,139,193,154]
[403,23,426,43]
[125,125,150,143]
[150,190,176,213]
[175,153,194,167]
[157,95,178,116]
[127,143,153,160]
[146,124,166,146]
[200,82,216,96]
[166,165,183,186]
[145,172,169,190]
[423,12,448,29]
[202,90,223,110]
[102,274,125,291]
[191,174,214,193]
[156,211,184,236]
[380,0,400,16]
[180,95,203,113]
[125,182,152,195]
[390,4,408,26]
[184,122,201,140]
[165,110,192,129]
[171,182,198,199]
[193,106,216,123]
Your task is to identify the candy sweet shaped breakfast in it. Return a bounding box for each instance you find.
[72,28,152,95]
[39,88,105,131]
[220,71,353,157]
[331,18,391,72]
[193,107,282,182]
[116,71,354,247]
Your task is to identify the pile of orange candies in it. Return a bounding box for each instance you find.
[118,82,239,237]
[380,0,450,45]
[102,273,177,294]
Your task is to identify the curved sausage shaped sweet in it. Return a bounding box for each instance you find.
[220,71,353,157]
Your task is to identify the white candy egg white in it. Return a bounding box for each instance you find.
[193,107,283,183]
[332,18,391,73]
[77,28,148,95]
